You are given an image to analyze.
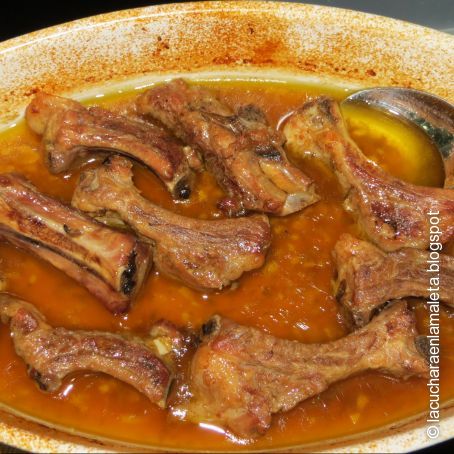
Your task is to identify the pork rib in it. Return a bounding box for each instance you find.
[177,302,428,438]
[0,173,151,313]
[0,294,183,407]
[283,97,454,251]
[136,79,319,216]
[72,156,271,290]
[26,92,195,199]
[333,234,454,327]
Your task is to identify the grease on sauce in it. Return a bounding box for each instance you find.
[0,80,451,451]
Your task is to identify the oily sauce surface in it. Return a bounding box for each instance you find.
[0,80,451,451]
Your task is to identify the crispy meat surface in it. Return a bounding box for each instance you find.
[283,97,454,251]
[177,302,428,438]
[136,79,319,216]
[72,156,271,290]
[0,173,151,313]
[26,92,195,199]
[0,294,184,407]
[333,234,454,327]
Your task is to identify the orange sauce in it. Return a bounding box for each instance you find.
[0,80,451,451]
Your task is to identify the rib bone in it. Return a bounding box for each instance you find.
[0,173,151,313]
[136,79,319,216]
[72,156,271,290]
[26,92,195,199]
[333,234,454,326]
[0,294,183,407]
[283,97,454,251]
[178,302,428,438]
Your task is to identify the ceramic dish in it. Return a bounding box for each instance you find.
[0,1,453,452]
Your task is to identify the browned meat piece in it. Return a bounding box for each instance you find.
[26,92,195,199]
[333,234,454,327]
[0,294,183,407]
[283,97,454,251]
[136,79,319,216]
[72,156,271,291]
[177,302,428,438]
[0,173,151,313]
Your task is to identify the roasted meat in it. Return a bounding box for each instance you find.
[178,302,428,438]
[0,173,151,313]
[72,156,271,290]
[26,92,195,199]
[0,294,184,407]
[136,79,319,216]
[333,234,454,327]
[283,97,454,251]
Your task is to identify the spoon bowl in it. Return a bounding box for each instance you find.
[342,87,454,187]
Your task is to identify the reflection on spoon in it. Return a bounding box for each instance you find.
[342,87,454,188]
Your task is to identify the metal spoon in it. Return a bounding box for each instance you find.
[342,87,454,188]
